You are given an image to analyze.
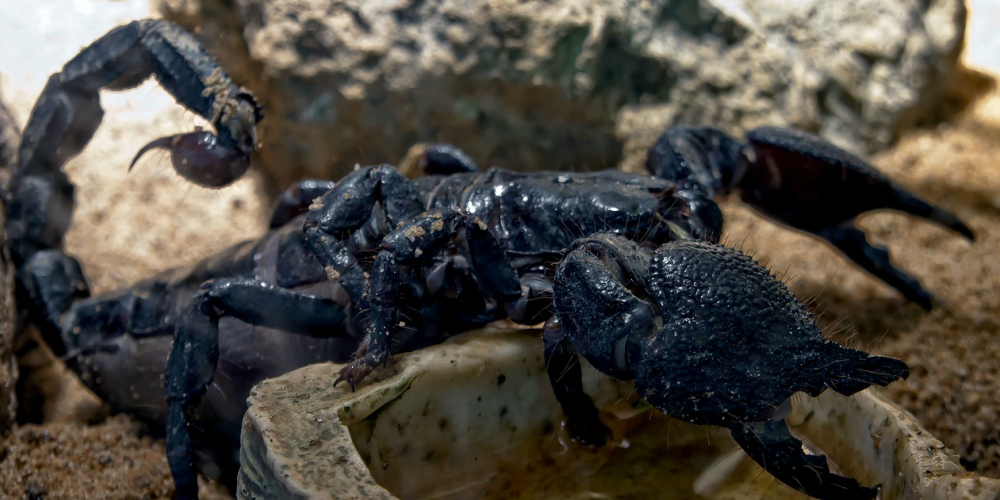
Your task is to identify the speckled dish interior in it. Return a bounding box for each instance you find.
[237,329,1000,500]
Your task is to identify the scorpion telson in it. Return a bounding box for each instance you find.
[5,19,260,269]
[6,20,973,500]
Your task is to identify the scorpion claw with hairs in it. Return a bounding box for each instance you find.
[5,20,973,500]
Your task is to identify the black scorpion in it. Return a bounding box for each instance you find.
[4,19,974,500]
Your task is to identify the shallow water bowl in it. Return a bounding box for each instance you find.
[237,329,1000,499]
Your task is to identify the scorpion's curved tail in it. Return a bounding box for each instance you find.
[4,19,261,269]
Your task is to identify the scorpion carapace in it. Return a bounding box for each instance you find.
[6,19,973,500]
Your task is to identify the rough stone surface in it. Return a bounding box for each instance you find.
[0,86,17,432]
[156,0,966,186]
[0,87,17,173]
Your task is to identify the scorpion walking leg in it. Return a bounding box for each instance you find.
[302,165,424,304]
[336,208,521,388]
[551,235,656,444]
[400,143,480,177]
[542,316,610,446]
[268,179,337,229]
[165,278,347,499]
[7,19,259,266]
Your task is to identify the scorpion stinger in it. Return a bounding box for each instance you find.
[10,18,952,500]
[6,19,259,268]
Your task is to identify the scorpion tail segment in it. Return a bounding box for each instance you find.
[9,19,258,262]
[20,250,91,355]
[6,170,75,266]
[730,419,879,500]
[130,19,260,188]
[542,316,611,446]
[817,225,935,310]
[636,241,908,426]
[129,131,251,188]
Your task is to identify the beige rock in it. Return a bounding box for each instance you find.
[156,0,966,186]
[0,87,17,431]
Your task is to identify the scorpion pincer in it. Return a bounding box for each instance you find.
[4,19,974,500]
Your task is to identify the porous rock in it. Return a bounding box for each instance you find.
[0,85,18,431]
[156,0,965,185]
[0,87,17,173]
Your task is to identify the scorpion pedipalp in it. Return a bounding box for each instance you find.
[9,18,964,500]
[648,125,974,310]
[553,235,907,500]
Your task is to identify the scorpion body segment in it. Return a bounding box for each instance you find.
[7,20,974,500]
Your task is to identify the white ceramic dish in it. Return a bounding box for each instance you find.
[237,329,1000,500]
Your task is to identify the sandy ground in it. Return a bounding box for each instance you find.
[1,415,231,500]
[1,1,1000,498]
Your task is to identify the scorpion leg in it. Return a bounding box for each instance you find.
[399,143,480,178]
[302,165,424,305]
[7,19,259,266]
[268,179,337,229]
[336,208,520,389]
[730,419,878,500]
[551,235,657,444]
[165,278,348,499]
[737,126,973,309]
[542,316,611,446]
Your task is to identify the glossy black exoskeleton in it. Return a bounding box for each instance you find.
[5,19,973,500]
